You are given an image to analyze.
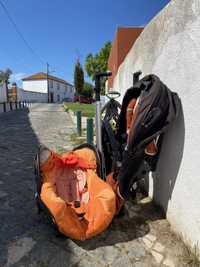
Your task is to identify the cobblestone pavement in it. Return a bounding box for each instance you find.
[0,104,190,267]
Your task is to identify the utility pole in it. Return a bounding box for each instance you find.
[5,79,9,103]
[47,62,49,103]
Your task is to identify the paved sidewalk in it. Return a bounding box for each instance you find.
[0,104,189,267]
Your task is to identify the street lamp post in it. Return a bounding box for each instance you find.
[47,62,50,103]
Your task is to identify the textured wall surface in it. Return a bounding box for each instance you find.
[113,0,200,251]
[108,27,143,88]
[17,88,47,103]
[0,83,7,102]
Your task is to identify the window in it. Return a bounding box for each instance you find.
[57,95,60,102]
[57,82,60,90]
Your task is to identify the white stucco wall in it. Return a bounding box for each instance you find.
[17,88,47,103]
[22,80,47,94]
[113,0,200,252]
[0,83,7,102]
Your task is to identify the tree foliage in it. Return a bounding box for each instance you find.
[0,68,12,84]
[74,60,84,95]
[84,41,111,81]
[81,82,94,98]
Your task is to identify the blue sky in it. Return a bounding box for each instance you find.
[0,0,170,85]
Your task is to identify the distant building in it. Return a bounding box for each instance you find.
[107,27,143,89]
[22,72,74,103]
[8,82,17,102]
[8,83,47,103]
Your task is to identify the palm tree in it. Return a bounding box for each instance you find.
[0,68,12,84]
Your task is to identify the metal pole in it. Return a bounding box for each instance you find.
[94,77,102,153]
[95,102,102,152]
[77,110,82,136]
[94,71,112,153]
[5,80,9,103]
[47,62,49,103]
[94,71,112,180]
[87,118,93,145]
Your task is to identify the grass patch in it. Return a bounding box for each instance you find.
[70,132,86,146]
[63,102,95,117]
[55,146,67,154]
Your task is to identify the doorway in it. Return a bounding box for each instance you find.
[50,92,54,103]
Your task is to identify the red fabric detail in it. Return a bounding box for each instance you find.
[52,152,95,169]
[62,154,78,166]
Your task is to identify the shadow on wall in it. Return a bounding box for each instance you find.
[152,103,185,213]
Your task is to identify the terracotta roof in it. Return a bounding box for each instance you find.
[108,26,144,88]
[22,72,73,86]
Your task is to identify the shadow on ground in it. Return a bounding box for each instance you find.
[63,199,164,251]
[0,109,41,266]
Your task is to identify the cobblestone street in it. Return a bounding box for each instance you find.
[0,104,190,267]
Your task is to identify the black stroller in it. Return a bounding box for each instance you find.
[33,71,181,238]
[95,71,181,200]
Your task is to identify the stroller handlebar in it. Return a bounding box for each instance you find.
[95,71,112,79]
[94,71,112,101]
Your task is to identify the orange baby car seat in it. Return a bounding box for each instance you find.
[34,144,119,240]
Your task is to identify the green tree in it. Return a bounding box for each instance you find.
[84,41,111,94]
[74,60,84,96]
[0,68,12,84]
[82,82,94,98]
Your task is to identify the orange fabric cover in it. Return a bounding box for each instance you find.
[126,98,137,134]
[106,173,124,214]
[40,148,116,240]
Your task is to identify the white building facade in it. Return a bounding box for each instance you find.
[22,72,74,103]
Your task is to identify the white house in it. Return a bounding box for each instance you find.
[22,72,74,103]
